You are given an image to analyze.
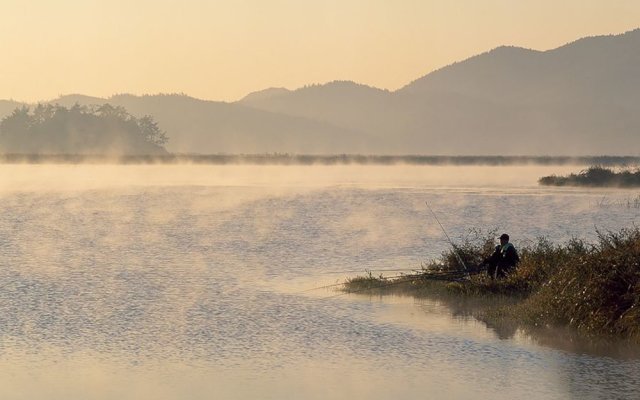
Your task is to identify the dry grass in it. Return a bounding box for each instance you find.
[344,228,640,340]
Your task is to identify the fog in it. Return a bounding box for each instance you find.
[0,164,586,193]
[1,163,639,399]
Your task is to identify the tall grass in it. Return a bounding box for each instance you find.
[344,228,640,340]
[520,229,640,337]
[540,166,640,187]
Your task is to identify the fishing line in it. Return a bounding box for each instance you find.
[301,202,477,297]
[318,277,418,300]
[315,268,417,274]
[315,271,470,300]
[298,271,417,293]
[308,269,475,300]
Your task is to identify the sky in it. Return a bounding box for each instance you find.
[1,0,638,103]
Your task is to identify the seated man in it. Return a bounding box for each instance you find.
[482,233,519,279]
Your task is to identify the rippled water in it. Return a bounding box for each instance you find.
[0,164,639,399]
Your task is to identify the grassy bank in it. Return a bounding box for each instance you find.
[540,166,640,187]
[344,229,640,341]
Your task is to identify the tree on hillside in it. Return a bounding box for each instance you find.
[1,107,32,136]
[0,103,168,155]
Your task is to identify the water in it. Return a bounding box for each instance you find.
[0,164,639,399]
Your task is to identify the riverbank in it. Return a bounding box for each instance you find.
[344,229,640,341]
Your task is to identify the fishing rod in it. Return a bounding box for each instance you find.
[305,268,472,299]
[317,271,464,300]
[317,277,412,300]
[425,201,471,279]
[298,270,419,293]
[314,267,416,275]
[297,281,348,293]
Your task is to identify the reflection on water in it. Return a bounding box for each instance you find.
[0,164,639,399]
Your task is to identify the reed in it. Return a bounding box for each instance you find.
[539,165,640,187]
[344,228,640,340]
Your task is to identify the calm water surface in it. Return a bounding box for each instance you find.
[0,164,639,400]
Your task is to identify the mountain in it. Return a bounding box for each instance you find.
[1,29,638,155]
[240,88,292,104]
[241,29,640,155]
[239,81,394,139]
[0,100,25,120]
[393,30,640,154]
[401,30,640,105]
[6,93,371,154]
[106,94,374,154]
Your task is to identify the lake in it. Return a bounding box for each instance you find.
[0,164,639,399]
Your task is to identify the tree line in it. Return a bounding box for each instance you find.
[0,103,168,155]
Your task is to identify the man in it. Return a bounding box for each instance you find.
[482,233,519,279]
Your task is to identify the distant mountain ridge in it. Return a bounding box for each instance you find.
[0,93,370,154]
[1,28,639,155]
[240,87,292,104]
[239,28,640,155]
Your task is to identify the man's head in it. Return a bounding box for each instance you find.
[499,233,510,245]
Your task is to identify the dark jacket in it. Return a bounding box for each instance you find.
[484,243,520,273]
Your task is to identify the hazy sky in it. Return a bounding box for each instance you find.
[1,0,638,102]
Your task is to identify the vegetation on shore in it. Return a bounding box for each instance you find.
[0,104,168,155]
[540,166,640,187]
[344,228,640,341]
[1,153,640,166]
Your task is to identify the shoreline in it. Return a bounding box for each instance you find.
[343,273,640,347]
[343,229,640,343]
[0,154,639,166]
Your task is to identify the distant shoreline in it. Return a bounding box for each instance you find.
[540,166,640,187]
[1,154,639,166]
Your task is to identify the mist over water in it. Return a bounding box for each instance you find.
[0,164,639,399]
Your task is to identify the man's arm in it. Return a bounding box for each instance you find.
[482,246,501,266]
